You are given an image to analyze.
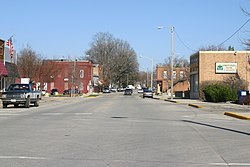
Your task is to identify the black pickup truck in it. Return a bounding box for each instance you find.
[1,84,41,108]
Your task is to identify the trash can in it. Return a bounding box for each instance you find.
[238,90,249,105]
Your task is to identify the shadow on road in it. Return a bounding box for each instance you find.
[182,120,250,136]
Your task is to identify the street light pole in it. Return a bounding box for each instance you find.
[158,26,174,99]
[140,56,153,90]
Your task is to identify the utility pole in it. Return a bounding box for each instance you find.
[170,26,174,100]
[157,26,174,99]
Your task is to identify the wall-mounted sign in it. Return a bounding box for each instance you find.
[215,63,237,74]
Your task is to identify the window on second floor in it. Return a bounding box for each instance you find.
[80,70,84,78]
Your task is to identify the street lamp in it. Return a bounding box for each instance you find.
[140,56,153,90]
[158,26,174,99]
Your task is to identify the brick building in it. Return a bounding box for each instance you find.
[0,38,19,92]
[156,65,190,97]
[45,60,102,94]
[190,51,250,99]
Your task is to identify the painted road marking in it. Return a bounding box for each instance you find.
[0,156,46,160]
[42,113,93,116]
[42,113,64,116]
[210,163,250,166]
[0,114,24,116]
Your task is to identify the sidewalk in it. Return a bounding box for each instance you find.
[153,94,250,120]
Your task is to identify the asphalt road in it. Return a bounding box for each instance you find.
[0,93,250,167]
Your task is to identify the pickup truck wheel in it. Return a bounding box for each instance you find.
[34,98,39,107]
[25,97,30,108]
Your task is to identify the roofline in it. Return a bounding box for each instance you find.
[199,51,250,54]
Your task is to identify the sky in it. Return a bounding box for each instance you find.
[1,0,250,71]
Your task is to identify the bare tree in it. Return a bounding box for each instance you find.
[18,46,61,87]
[241,6,250,50]
[17,46,40,80]
[37,60,62,87]
[86,32,139,87]
[199,45,227,51]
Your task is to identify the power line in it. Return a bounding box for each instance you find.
[218,18,250,47]
[175,28,196,52]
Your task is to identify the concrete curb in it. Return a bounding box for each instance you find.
[224,112,250,120]
[164,99,179,103]
[188,103,203,108]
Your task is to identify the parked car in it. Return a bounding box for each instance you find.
[63,89,70,95]
[41,90,46,95]
[50,88,59,95]
[137,89,144,93]
[117,87,124,92]
[143,89,153,98]
[110,88,117,92]
[1,84,41,108]
[103,88,111,93]
[63,89,80,95]
[124,88,133,95]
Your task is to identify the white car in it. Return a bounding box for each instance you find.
[41,90,46,95]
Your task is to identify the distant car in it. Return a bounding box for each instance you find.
[63,89,80,95]
[117,87,124,92]
[41,90,46,95]
[143,89,153,98]
[103,88,111,93]
[50,88,59,95]
[63,89,70,95]
[124,88,133,95]
[137,89,144,93]
[110,88,117,92]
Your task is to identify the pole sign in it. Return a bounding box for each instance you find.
[215,63,237,74]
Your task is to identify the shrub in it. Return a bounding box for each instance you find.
[200,76,246,102]
[199,80,222,101]
[203,84,237,102]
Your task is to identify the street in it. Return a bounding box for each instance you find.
[0,93,250,167]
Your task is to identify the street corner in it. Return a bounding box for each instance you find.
[188,103,204,108]
[224,112,250,120]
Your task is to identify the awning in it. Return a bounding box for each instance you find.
[5,62,20,78]
[0,62,8,76]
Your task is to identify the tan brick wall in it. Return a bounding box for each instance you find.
[190,51,250,99]
[199,51,250,87]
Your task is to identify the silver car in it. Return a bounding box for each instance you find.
[142,89,153,98]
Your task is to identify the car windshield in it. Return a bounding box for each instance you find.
[144,89,152,92]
